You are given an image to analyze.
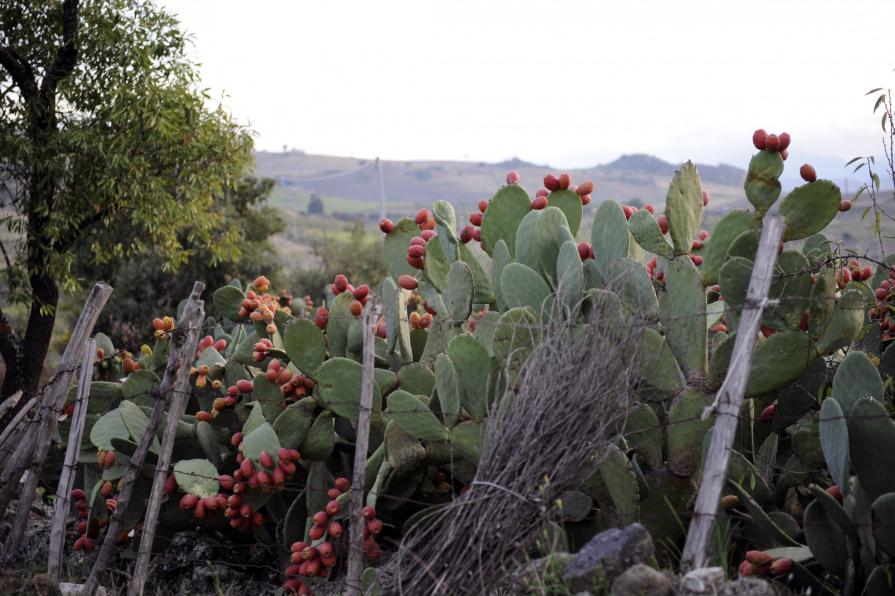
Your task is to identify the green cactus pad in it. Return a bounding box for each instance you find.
[809,266,837,339]
[513,210,542,272]
[847,397,895,501]
[491,239,512,311]
[242,401,266,435]
[659,256,707,379]
[819,398,850,494]
[434,354,461,428]
[532,207,575,286]
[744,150,784,214]
[609,257,659,320]
[173,459,219,498]
[501,262,551,313]
[433,200,458,248]
[83,381,122,414]
[707,331,736,390]
[444,260,474,323]
[780,180,842,241]
[556,241,584,313]
[702,210,759,285]
[305,461,334,519]
[728,480,801,547]
[547,189,583,236]
[449,420,484,465]
[384,420,425,474]
[423,232,451,291]
[316,357,383,423]
[582,258,604,291]
[726,229,760,262]
[251,373,286,421]
[803,499,849,576]
[591,200,630,276]
[447,335,490,419]
[492,307,538,380]
[665,162,703,256]
[90,408,131,451]
[240,421,281,464]
[273,398,315,449]
[300,411,335,461]
[213,285,245,321]
[387,390,449,442]
[639,329,685,394]
[383,217,421,281]
[480,184,531,256]
[803,233,835,260]
[817,288,864,355]
[667,390,714,476]
[624,404,663,470]
[458,243,494,305]
[872,494,895,560]
[381,277,412,361]
[745,331,814,397]
[397,363,435,397]
[832,351,884,416]
[765,251,811,330]
[627,210,674,260]
[118,400,160,451]
[585,443,640,526]
[121,369,160,407]
[325,292,356,358]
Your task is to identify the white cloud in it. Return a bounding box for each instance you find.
[160,0,894,176]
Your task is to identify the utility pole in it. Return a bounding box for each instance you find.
[376,157,386,220]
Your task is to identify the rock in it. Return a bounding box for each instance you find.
[719,577,778,596]
[611,564,671,596]
[563,523,655,592]
[680,567,725,595]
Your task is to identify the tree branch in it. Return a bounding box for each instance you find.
[39,0,80,96]
[0,47,37,100]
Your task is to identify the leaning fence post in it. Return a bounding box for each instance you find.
[82,282,205,596]
[128,288,206,596]
[47,338,97,582]
[680,214,785,570]
[345,302,376,596]
[1,282,113,559]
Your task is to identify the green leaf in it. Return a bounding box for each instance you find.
[591,200,629,276]
[434,354,461,428]
[213,285,245,321]
[480,184,532,256]
[240,422,281,464]
[387,390,449,442]
[273,398,316,449]
[173,459,220,498]
[283,319,327,378]
[744,150,784,214]
[664,162,703,255]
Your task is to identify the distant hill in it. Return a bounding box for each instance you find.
[253,151,750,213]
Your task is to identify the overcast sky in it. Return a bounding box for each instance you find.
[159,0,893,176]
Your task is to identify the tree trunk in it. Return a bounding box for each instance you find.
[20,271,59,396]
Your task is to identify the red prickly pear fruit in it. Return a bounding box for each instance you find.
[334,274,349,293]
[379,218,394,234]
[77,520,88,534]
[800,311,809,331]
[577,242,592,261]
[152,317,166,331]
[240,457,254,478]
[349,301,363,317]
[530,196,548,210]
[469,212,483,226]
[862,266,872,280]
[780,148,789,161]
[327,487,341,500]
[363,505,377,520]
[318,541,334,558]
[231,432,243,446]
[472,227,482,242]
[692,240,703,250]
[203,495,219,511]
[414,209,430,225]
[407,255,425,269]
[689,254,704,266]
[260,451,274,469]
[196,411,213,423]
[505,170,520,185]
[576,181,594,196]
[752,129,767,150]
[288,448,302,461]
[106,498,118,511]
[353,284,370,301]
[180,494,198,510]
[738,559,754,577]
[313,511,329,526]
[702,190,710,207]
[278,447,291,463]
[367,518,383,535]
[421,229,436,241]
[256,470,271,486]
[325,500,340,516]
[309,524,325,540]
[839,200,852,212]
[236,379,254,394]
[227,494,243,508]
[759,402,777,421]
[277,369,292,385]
[558,173,571,189]
[407,244,426,259]
[165,474,178,494]
[580,193,591,205]
[657,214,669,234]
[101,480,113,498]
[420,217,436,231]
[409,236,426,247]
[710,323,728,333]
[828,484,843,502]
[746,550,774,566]
[622,205,635,220]
[535,188,549,198]
[478,200,489,213]
[252,511,263,526]
[285,564,302,577]
[335,477,349,492]
[765,134,780,152]
[104,451,117,467]
[698,230,709,241]
[239,503,252,518]
[73,536,86,551]
[302,546,318,561]
[543,173,560,190]
[778,132,791,151]
[327,520,343,538]
[72,488,86,500]
[291,540,307,553]
[398,275,418,291]
[770,558,792,575]
[800,164,817,182]
[314,306,329,329]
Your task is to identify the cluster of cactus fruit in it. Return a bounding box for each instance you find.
[54,127,895,595]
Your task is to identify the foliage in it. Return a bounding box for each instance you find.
[307,192,324,215]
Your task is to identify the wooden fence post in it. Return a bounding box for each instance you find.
[47,338,97,582]
[680,214,785,570]
[127,289,206,596]
[1,282,112,559]
[82,282,205,595]
[345,303,376,596]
